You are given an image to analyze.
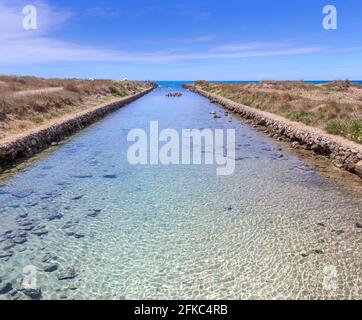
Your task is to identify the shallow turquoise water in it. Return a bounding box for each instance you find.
[0,85,361,300]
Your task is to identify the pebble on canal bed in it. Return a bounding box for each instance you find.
[0,278,13,295]
[103,174,117,179]
[45,212,63,221]
[44,263,59,273]
[57,267,78,280]
[71,195,84,200]
[19,285,42,300]
[11,189,34,199]
[69,172,93,178]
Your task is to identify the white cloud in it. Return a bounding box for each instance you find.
[140,35,216,45]
[0,0,326,66]
[0,0,72,38]
[212,42,281,52]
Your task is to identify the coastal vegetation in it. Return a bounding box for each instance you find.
[195,80,362,143]
[0,76,152,140]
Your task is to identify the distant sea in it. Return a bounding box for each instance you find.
[156,80,362,87]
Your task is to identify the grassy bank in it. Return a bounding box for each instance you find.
[195,80,362,143]
[0,76,153,140]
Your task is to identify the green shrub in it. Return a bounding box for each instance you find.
[325,120,348,135]
[325,119,362,143]
[289,112,312,125]
[110,86,125,96]
[348,119,362,143]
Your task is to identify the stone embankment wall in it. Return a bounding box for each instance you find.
[0,87,155,171]
[190,86,362,179]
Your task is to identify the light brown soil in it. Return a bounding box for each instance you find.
[0,76,152,140]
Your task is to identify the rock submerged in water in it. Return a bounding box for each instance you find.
[17,211,28,219]
[18,274,42,299]
[70,172,93,179]
[41,252,58,264]
[19,222,34,232]
[41,165,54,170]
[313,249,324,255]
[17,219,34,227]
[4,229,26,240]
[71,195,84,201]
[57,267,78,280]
[20,224,34,231]
[0,249,14,260]
[45,211,63,221]
[1,240,15,251]
[12,190,32,198]
[103,174,117,179]
[74,233,85,239]
[44,263,58,273]
[20,286,42,299]
[31,225,48,236]
[61,224,71,230]
[8,204,20,209]
[61,219,80,230]
[13,236,27,244]
[317,223,326,227]
[0,278,13,295]
[87,209,101,218]
[301,249,324,258]
[166,92,182,97]
[333,229,345,235]
[11,189,34,199]
[65,231,75,237]
[2,230,27,248]
[87,212,98,218]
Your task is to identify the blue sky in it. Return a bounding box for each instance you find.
[0,0,362,80]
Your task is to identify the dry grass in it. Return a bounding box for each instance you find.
[0,76,152,139]
[0,76,65,93]
[200,80,362,143]
[0,75,149,94]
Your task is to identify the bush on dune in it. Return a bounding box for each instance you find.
[325,119,362,143]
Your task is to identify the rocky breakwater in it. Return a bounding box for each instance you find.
[166,92,183,97]
[0,86,155,172]
[189,86,362,179]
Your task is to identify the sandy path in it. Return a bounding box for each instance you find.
[1,87,64,97]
